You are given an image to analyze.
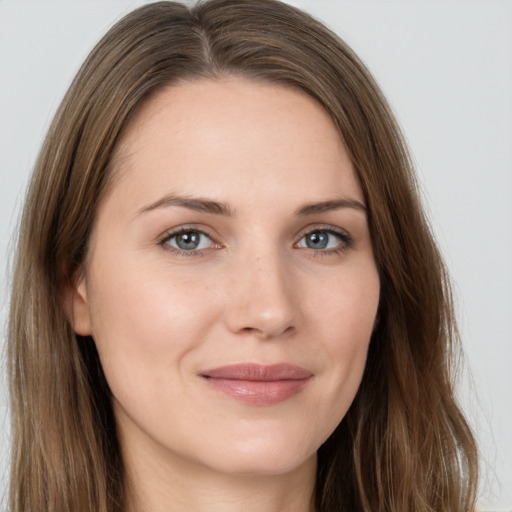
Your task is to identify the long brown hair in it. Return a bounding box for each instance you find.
[8,1,478,510]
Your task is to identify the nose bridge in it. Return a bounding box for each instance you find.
[224,242,297,339]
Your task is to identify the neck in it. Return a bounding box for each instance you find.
[123,441,317,512]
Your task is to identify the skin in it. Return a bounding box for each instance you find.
[69,78,380,512]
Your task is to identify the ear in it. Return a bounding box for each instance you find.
[61,270,93,336]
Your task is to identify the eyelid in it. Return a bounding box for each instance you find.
[159,225,222,255]
[294,224,354,253]
[294,223,351,240]
[157,223,354,257]
[159,222,218,239]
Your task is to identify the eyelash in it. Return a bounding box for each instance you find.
[159,226,220,257]
[159,225,354,257]
[296,227,354,257]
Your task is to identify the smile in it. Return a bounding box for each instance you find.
[199,363,314,405]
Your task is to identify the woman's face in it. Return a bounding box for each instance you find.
[72,78,380,478]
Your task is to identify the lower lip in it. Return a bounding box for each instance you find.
[202,377,312,405]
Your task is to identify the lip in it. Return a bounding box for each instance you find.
[199,363,313,405]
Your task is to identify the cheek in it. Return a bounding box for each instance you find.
[86,257,220,392]
[314,259,379,349]
[309,263,379,416]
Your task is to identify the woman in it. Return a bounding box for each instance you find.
[7,0,478,510]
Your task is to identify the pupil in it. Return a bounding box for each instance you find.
[307,231,328,249]
[177,232,200,250]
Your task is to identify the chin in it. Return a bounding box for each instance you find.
[196,434,318,477]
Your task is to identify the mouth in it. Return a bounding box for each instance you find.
[199,363,314,405]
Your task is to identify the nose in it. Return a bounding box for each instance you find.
[223,252,297,340]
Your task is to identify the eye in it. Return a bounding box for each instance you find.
[296,229,351,251]
[163,229,215,252]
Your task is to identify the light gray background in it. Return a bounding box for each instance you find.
[1,0,511,509]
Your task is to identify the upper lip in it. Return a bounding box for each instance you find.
[200,363,313,381]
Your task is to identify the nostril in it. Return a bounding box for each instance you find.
[238,324,295,340]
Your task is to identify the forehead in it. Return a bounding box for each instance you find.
[107,77,362,212]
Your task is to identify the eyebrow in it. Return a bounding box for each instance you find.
[137,195,233,217]
[295,198,367,216]
[136,194,366,217]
